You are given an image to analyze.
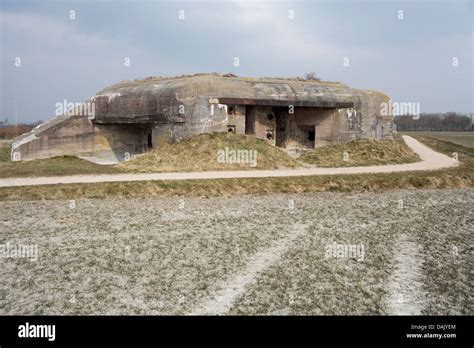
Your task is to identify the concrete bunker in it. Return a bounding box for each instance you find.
[11,74,393,162]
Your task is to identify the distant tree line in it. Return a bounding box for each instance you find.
[0,124,35,140]
[394,112,473,132]
[0,120,43,140]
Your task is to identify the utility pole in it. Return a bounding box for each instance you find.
[12,97,18,127]
[12,97,18,138]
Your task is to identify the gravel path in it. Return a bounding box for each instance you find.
[0,136,458,187]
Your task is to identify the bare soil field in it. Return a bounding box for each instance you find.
[1,188,471,315]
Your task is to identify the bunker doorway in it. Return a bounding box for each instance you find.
[298,125,316,149]
[245,105,255,134]
[147,133,153,149]
[274,107,287,148]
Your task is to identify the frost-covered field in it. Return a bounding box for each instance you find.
[0,189,472,315]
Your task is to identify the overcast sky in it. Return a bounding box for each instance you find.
[1,0,472,123]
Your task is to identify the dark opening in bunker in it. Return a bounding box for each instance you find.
[227,125,236,133]
[147,133,153,149]
[266,130,274,140]
[274,107,287,147]
[245,105,255,134]
[298,125,316,148]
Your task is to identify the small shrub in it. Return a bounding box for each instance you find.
[304,72,321,81]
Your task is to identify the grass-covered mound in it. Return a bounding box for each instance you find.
[299,137,420,167]
[120,132,299,172]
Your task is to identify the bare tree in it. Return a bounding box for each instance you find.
[304,72,321,81]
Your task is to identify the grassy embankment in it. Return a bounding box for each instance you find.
[0,133,298,178]
[299,135,419,167]
[119,132,299,172]
[0,133,418,178]
[0,133,472,201]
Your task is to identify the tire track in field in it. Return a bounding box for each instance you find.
[189,224,308,315]
[386,233,428,315]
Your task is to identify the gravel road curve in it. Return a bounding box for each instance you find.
[0,136,458,187]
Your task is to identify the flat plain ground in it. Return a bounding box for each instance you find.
[1,188,471,315]
[404,132,474,148]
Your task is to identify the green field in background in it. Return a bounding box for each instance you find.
[404,132,474,148]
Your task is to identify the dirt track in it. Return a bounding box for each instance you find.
[0,136,458,187]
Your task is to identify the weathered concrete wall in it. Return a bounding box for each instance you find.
[227,104,246,134]
[315,108,354,146]
[351,90,392,140]
[273,107,350,149]
[91,74,357,124]
[151,96,228,146]
[294,108,340,148]
[11,116,110,161]
[11,115,150,162]
[95,124,150,161]
[246,106,276,146]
